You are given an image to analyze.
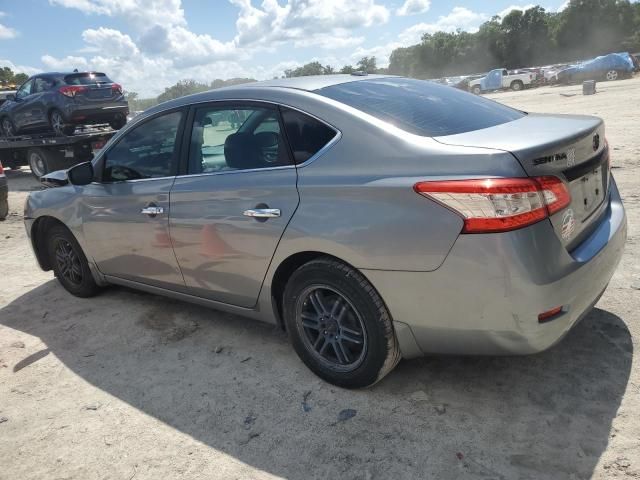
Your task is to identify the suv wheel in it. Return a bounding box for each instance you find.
[283,257,401,388]
[109,115,127,130]
[50,110,75,136]
[46,225,100,297]
[1,117,16,137]
[511,80,524,91]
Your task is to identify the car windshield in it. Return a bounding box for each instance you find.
[315,77,525,137]
[64,73,113,85]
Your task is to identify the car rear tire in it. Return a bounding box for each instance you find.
[27,147,52,179]
[472,85,481,95]
[50,110,75,136]
[109,115,127,130]
[1,117,16,137]
[282,257,401,388]
[46,225,100,298]
[511,80,524,91]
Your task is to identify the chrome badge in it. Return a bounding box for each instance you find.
[561,208,576,240]
[566,148,576,167]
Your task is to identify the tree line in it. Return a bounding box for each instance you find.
[388,0,640,79]
[285,0,640,80]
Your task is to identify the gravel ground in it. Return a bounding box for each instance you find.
[0,77,639,480]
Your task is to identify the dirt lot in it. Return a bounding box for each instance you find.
[1,77,639,480]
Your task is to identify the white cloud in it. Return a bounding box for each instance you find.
[397,0,431,16]
[231,0,389,49]
[49,0,186,28]
[0,23,17,39]
[81,28,139,56]
[497,4,536,18]
[0,58,40,76]
[556,1,570,11]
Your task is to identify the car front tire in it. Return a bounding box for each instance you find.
[283,257,401,388]
[1,117,16,137]
[46,225,100,298]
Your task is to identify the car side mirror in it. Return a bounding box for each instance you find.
[68,161,94,186]
[5,94,15,101]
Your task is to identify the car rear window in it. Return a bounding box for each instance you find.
[315,77,525,137]
[64,73,113,85]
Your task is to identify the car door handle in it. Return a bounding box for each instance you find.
[141,206,164,216]
[243,208,281,218]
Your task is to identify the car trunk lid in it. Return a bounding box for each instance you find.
[434,113,609,250]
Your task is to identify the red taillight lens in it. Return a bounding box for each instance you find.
[59,85,88,97]
[414,176,571,233]
[112,83,123,94]
[0,161,4,175]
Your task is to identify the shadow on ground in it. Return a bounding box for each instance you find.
[2,280,633,479]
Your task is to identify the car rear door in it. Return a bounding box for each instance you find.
[80,108,188,290]
[169,102,299,308]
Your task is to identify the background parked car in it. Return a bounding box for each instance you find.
[556,53,634,84]
[468,68,533,94]
[0,71,129,137]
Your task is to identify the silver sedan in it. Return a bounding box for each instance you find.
[24,75,627,388]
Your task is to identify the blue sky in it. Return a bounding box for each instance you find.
[0,0,568,96]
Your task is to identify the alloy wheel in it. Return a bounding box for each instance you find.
[51,112,66,135]
[296,285,367,371]
[2,119,14,137]
[54,239,83,286]
[606,70,618,81]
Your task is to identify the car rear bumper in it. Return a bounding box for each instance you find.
[64,103,129,123]
[363,177,627,358]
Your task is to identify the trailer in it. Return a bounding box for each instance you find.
[0,125,116,178]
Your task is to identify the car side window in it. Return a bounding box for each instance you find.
[280,107,337,164]
[33,78,54,94]
[102,111,183,182]
[187,105,292,174]
[16,80,33,99]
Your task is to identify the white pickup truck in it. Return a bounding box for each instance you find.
[468,68,533,94]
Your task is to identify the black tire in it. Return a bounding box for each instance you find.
[0,195,8,220]
[1,117,16,137]
[46,225,100,297]
[511,80,524,91]
[49,110,75,136]
[283,257,400,388]
[27,147,52,179]
[472,85,481,95]
[109,115,127,130]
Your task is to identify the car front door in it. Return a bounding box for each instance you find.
[29,77,55,129]
[12,79,35,130]
[169,102,300,308]
[80,109,188,290]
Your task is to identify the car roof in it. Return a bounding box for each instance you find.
[31,71,107,79]
[231,74,396,91]
[141,74,402,117]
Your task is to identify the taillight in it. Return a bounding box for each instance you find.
[59,85,88,97]
[112,83,123,94]
[0,160,4,176]
[414,176,571,233]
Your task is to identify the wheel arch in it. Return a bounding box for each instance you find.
[269,251,384,331]
[30,215,73,271]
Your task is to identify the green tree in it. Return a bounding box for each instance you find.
[356,56,377,73]
[339,65,355,74]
